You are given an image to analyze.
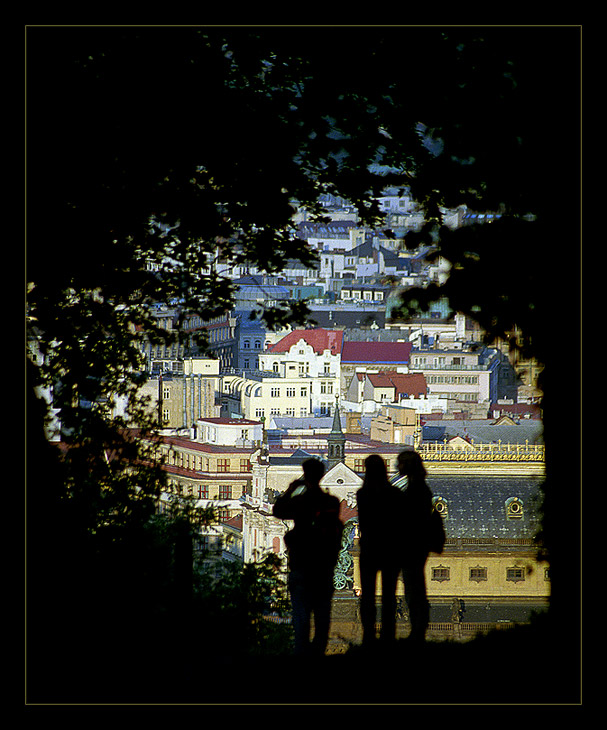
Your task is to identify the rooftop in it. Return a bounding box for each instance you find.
[342,340,412,363]
[269,328,344,355]
[366,371,428,397]
[425,476,544,541]
[421,419,544,445]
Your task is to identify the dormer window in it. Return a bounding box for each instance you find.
[505,497,524,520]
[432,496,449,519]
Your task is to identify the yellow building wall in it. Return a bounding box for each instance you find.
[351,552,550,600]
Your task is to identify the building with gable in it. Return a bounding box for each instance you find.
[257,328,343,417]
[344,370,449,415]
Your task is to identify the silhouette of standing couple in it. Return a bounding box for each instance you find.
[273,451,438,655]
[357,451,434,647]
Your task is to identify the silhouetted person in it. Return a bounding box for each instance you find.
[356,454,405,647]
[273,459,343,656]
[392,450,433,644]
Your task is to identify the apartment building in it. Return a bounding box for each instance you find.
[409,348,500,406]
[139,358,221,428]
[256,328,343,417]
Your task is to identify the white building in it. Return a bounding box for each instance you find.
[195,417,263,447]
[409,348,501,405]
[234,373,317,420]
[257,329,343,417]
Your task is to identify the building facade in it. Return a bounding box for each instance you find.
[139,358,220,429]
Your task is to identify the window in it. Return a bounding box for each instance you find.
[197,484,209,499]
[433,496,448,519]
[243,339,250,349]
[300,387,307,397]
[255,408,264,418]
[300,408,307,417]
[286,387,296,397]
[271,387,280,397]
[243,358,250,369]
[285,408,295,417]
[219,485,232,500]
[217,459,229,473]
[320,381,333,394]
[254,340,261,349]
[506,567,526,582]
[162,387,171,399]
[270,408,280,416]
[432,567,450,582]
[469,567,488,582]
[505,497,524,520]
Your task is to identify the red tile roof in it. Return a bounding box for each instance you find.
[366,371,428,397]
[269,328,344,355]
[342,341,412,364]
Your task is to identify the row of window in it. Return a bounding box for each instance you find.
[426,375,479,384]
[341,290,385,301]
[267,383,332,397]
[431,566,548,583]
[166,482,236,500]
[413,357,469,366]
[256,408,307,418]
[164,451,251,473]
[254,405,333,418]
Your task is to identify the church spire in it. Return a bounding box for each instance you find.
[331,395,343,435]
[327,396,346,469]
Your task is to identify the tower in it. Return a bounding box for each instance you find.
[327,397,346,469]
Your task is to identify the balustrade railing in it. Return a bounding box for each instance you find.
[418,440,544,462]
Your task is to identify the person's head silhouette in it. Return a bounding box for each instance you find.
[363,454,389,488]
[302,458,325,487]
[397,450,427,480]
